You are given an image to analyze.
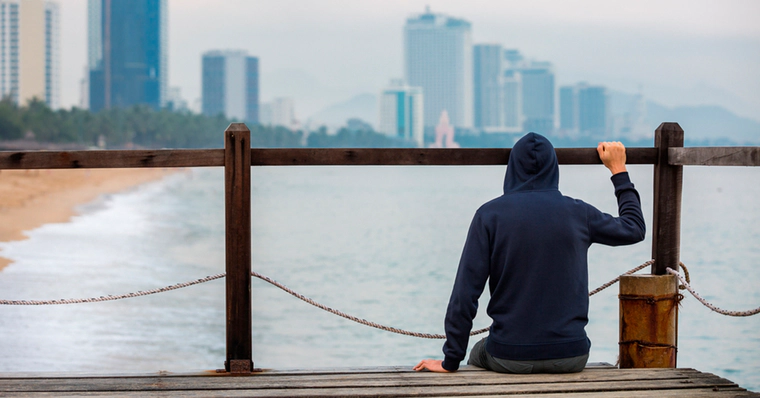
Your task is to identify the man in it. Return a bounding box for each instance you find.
[414,133,645,373]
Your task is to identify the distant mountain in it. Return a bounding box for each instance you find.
[610,91,760,145]
[308,93,377,128]
[647,104,760,145]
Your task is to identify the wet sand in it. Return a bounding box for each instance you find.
[0,168,177,270]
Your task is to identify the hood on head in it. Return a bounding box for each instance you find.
[503,132,559,193]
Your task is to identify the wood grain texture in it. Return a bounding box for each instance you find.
[224,124,253,373]
[0,147,659,169]
[651,123,684,276]
[669,147,760,166]
[0,149,223,169]
[0,367,754,397]
[250,148,658,166]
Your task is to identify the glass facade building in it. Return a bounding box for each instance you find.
[502,69,523,132]
[473,44,503,130]
[201,50,259,124]
[559,83,609,137]
[88,0,167,112]
[513,61,555,135]
[378,80,424,147]
[559,86,578,132]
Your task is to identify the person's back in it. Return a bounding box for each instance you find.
[415,133,646,374]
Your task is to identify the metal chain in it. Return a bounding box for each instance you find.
[667,268,760,317]
[0,273,225,305]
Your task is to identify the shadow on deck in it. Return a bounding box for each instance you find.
[1,364,757,397]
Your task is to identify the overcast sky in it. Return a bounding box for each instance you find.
[59,0,760,122]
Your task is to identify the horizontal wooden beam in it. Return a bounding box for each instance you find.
[0,147,659,169]
[0,149,224,169]
[251,147,658,166]
[669,147,760,166]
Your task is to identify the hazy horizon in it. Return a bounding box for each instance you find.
[59,0,760,124]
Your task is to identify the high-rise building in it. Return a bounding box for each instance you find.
[165,86,187,112]
[404,7,472,129]
[559,86,578,133]
[378,79,424,147]
[201,50,258,123]
[511,61,555,135]
[259,97,296,130]
[0,0,59,108]
[578,85,608,137]
[502,69,523,132]
[473,44,502,130]
[559,83,608,137]
[503,49,524,66]
[88,0,167,112]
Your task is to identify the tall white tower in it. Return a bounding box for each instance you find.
[404,8,472,129]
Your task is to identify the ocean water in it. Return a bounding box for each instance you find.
[0,165,757,390]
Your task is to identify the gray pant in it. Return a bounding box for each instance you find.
[467,337,588,374]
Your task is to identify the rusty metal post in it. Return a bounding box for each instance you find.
[619,275,679,368]
[224,123,253,373]
[618,123,683,369]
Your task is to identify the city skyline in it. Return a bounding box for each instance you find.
[53,0,760,126]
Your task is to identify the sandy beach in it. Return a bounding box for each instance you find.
[0,168,177,271]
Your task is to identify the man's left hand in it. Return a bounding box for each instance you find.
[413,359,451,373]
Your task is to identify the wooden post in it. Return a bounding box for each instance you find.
[619,123,683,369]
[651,122,684,275]
[224,123,253,373]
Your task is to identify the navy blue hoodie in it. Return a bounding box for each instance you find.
[441,133,645,371]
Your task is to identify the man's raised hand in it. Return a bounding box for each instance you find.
[597,141,627,175]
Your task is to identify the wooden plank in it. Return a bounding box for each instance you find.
[224,124,253,373]
[472,391,757,398]
[0,149,223,169]
[0,367,714,382]
[4,388,760,398]
[669,147,760,166]
[0,371,698,392]
[0,376,743,397]
[651,122,684,276]
[1,388,755,398]
[0,363,613,379]
[0,370,753,398]
[0,368,739,393]
[0,147,657,170]
[0,367,703,383]
[250,148,658,166]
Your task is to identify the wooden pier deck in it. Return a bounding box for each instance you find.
[1,365,757,397]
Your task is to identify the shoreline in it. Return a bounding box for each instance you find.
[0,168,179,271]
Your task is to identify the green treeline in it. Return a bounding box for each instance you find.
[0,99,412,149]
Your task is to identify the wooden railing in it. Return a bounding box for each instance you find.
[1,122,758,372]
